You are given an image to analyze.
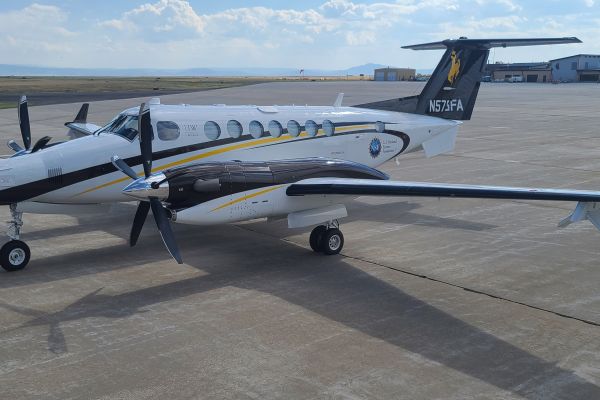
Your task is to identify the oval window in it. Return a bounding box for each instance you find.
[268,120,283,138]
[227,120,243,138]
[375,121,385,133]
[287,120,301,137]
[249,120,264,138]
[305,120,318,137]
[204,121,221,140]
[323,120,335,136]
[157,121,180,141]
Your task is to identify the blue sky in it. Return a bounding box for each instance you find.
[0,1,598,70]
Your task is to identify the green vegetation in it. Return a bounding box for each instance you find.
[0,102,14,109]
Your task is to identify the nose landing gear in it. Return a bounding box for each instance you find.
[309,220,344,255]
[1,204,30,272]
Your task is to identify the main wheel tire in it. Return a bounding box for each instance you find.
[0,240,31,272]
[309,225,327,252]
[320,228,344,255]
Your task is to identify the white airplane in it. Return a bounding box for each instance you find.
[1,37,597,271]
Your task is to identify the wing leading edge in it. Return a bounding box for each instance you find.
[287,178,600,202]
[287,178,600,231]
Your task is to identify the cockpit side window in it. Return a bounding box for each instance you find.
[97,114,139,141]
[157,121,180,141]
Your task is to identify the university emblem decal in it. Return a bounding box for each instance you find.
[447,50,461,86]
[369,138,382,158]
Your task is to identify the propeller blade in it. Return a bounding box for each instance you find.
[138,103,153,178]
[30,136,52,153]
[111,155,138,180]
[7,140,24,153]
[18,96,31,149]
[149,197,182,264]
[130,201,150,247]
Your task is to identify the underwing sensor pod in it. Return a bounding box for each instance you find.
[0,36,594,271]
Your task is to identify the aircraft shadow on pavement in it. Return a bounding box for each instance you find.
[20,200,496,245]
[0,225,597,399]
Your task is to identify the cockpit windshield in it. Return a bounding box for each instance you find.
[97,114,139,140]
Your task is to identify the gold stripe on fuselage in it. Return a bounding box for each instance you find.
[74,124,371,197]
[210,185,284,212]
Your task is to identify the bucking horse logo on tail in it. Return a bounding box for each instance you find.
[447,50,461,86]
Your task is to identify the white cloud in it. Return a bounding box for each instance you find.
[0,3,77,60]
[474,0,522,11]
[0,1,597,70]
[99,0,205,39]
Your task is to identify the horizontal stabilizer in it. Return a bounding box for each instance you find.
[65,122,101,139]
[422,128,457,158]
[402,37,581,50]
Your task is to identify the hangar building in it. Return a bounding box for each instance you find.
[374,67,416,81]
[550,54,600,82]
[485,62,551,83]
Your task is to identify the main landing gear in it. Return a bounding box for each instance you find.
[309,220,344,255]
[0,204,30,272]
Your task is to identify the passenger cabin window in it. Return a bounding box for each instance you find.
[250,120,264,138]
[157,121,180,141]
[204,121,221,140]
[97,114,139,141]
[287,120,301,137]
[268,120,283,138]
[227,120,243,138]
[323,120,335,136]
[305,120,318,137]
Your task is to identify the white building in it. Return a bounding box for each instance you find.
[550,54,600,82]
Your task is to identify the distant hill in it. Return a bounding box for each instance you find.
[0,63,398,77]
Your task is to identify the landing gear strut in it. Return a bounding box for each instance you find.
[0,204,30,272]
[309,220,344,255]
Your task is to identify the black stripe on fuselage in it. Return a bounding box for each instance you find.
[252,129,411,154]
[0,122,382,204]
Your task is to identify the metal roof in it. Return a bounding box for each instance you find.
[549,54,600,62]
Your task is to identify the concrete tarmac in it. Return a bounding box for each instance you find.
[1,82,600,399]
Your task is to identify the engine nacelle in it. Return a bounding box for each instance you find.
[163,158,387,210]
[163,159,387,226]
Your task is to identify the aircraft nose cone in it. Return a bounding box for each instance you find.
[123,173,169,200]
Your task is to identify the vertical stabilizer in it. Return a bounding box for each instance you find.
[355,37,581,120]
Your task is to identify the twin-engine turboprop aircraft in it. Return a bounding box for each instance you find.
[0,36,597,271]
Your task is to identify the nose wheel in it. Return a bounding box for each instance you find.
[309,222,344,255]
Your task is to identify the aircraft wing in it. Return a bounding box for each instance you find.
[286,178,600,201]
[286,178,600,229]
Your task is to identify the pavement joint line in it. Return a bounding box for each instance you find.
[342,253,600,328]
[235,221,600,328]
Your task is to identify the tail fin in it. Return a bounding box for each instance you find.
[356,37,581,120]
[73,103,89,123]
